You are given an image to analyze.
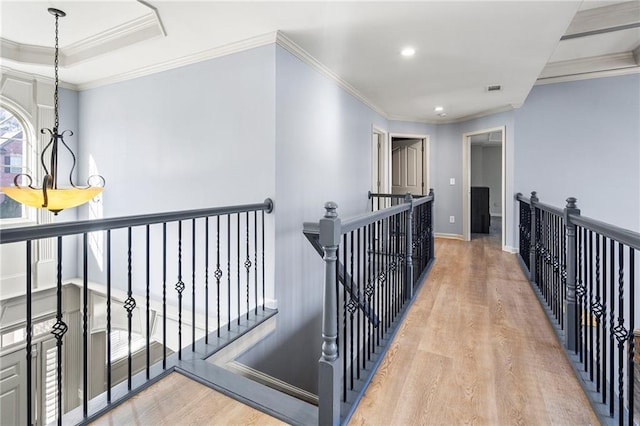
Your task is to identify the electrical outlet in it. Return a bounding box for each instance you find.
[449,216,455,223]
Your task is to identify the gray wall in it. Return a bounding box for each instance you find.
[77,45,277,318]
[471,145,502,216]
[238,45,388,393]
[430,111,516,247]
[514,74,640,232]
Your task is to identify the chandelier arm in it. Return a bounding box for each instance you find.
[58,131,78,188]
[42,175,53,208]
[40,129,55,178]
[12,174,36,189]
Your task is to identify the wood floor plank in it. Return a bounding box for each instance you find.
[350,236,599,425]
[90,372,285,426]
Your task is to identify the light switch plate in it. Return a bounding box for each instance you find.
[450,178,455,185]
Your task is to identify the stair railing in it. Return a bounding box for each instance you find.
[0,198,273,426]
[304,190,435,425]
[516,192,638,426]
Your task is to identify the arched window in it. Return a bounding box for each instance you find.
[0,105,31,220]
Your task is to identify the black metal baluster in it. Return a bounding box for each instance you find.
[615,242,626,426]
[176,222,185,359]
[342,233,347,402]
[245,212,251,320]
[26,240,32,426]
[107,230,113,397]
[216,217,222,338]
[609,238,616,417]
[584,227,590,369]
[627,247,634,426]
[227,215,231,330]
[350,230,355,390]
[237,213,241,325]
[82,233,88,417]
[125,227,136,390]
[254,211,258,314]
[589,230,594,379]
[146,225,150,379]
[192,219,196,351]
[52,237,66,426]
[357,227,362,380]
[262,210,265,310]
[376,219,381,346]
[602,236,608,405]
[594,233,602,392]
[367,223,373,360]
[577,226,584,362]
[162,224,167,369]
[205,217,209,344]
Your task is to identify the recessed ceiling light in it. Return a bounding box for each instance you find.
[438,112,447,117]
[401,47,415,57]
[434,106,444,112]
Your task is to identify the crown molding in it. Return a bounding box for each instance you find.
[64,13,164,66]
[0,65,76,91]
[564,1,640,38]
[429,105,515,125]
[537,52,640,85]
[274,31,388,119]
[535,66,640,85]
[0,38,52,67]
[76,32,279,90]
[0,11,164,69]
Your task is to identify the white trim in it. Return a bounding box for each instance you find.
[462,126,506,251]
[435,233,464,241]
[263,298,278,310]
[504,246,518,254]
[433,105,516,125]
[225,361,319,405]
[389,133,430,196]
[536,65,640,86]
[77,32,279,91]
[275,32,388,118]
[371,126,389,196]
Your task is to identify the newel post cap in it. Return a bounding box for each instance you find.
[530,191,539,202]
[566,197,578,209]
[324,201,338,218]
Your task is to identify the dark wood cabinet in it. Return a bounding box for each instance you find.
[471,186,490,234]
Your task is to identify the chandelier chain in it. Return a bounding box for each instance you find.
[53,12,60,129]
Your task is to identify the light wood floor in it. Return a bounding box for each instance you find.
[90,372,285,426]
[91,235,599,426]
[350,236,599,425]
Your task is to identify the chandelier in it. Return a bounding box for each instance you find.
[1,8,104,215]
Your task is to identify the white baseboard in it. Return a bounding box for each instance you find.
[504,246,518,254]
[435,233,464,241]
[264,298,278,310]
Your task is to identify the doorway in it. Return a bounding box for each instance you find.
[462,127,506,248]
[389,134,429,198]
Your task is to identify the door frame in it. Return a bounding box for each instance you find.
[389,133,430,196]
[462,126,506,249]
[372,126,389,195]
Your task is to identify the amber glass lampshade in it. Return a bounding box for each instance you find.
[2,186,103,214]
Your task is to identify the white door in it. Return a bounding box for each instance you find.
[392,139,423,196]
[0,348,28,426]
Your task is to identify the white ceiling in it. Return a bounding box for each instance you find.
[1,1,639,123]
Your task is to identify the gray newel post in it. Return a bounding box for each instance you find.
[563,197,580,352]
[318,201,341,426]
[529,191,539,283]
[404,193,414,299]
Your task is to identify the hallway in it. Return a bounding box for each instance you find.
[349,237,598,425]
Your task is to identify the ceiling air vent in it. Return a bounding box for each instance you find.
[487,85,502,92]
